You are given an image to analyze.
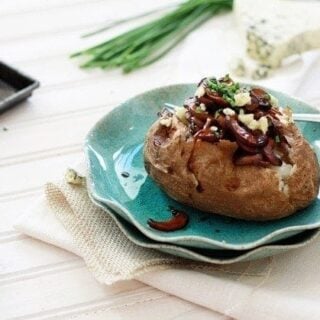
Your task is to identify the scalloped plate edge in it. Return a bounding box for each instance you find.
[88,193,320,264]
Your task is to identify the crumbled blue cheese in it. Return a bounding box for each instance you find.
[269,94,279,108]
[175,106,188,124]
[258,116,269,133]
[234,92,251,107]
[238,114,253,125]
[160,117,172,127]
[223,108,236,116]
[199,103,206,111]
[238,113,269,134]
[210,126,218,132]
[65,168,85,186]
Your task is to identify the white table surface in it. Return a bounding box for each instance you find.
[0,1,227,319]
[2,1,320,319]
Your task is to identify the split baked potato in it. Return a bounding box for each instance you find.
[144,76,319,221]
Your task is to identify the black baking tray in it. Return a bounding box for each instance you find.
[0,61,40,113]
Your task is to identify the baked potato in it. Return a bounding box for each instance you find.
[144,76,319,221]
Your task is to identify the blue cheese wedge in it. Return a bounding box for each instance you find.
[234,0,320,68]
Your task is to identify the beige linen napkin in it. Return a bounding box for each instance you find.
[42,175,270,284]
[16,166,320,320]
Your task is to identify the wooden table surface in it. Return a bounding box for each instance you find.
[0,1,223,319]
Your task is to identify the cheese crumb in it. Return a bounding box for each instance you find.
[199,103,206,111]
[223,108,236,116]
[269,94,279,108]
[238,114,269,134]
[210,126,218,132]
[65,168,85,186]
[160,118,172,127]
[234,92,251,107]
[175,107,188,124]
[258,116,269,134]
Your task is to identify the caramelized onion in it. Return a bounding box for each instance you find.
[262,139,282,166]
[226,117,268,148]
[215,115,227,129]
[195,131,219,143]
[245,99,259,112]
[205,91,229,108]
[250,88,271,109]
[189,104,209,122]
[148,209,189,232]
[234,152,269,167]
[268,108,282,117]
[198,96,219,110]
[254,110,266,120]
[267,115,291,149]
[197,89,229,111]
[236,139,260,154]
[180,77,292,168]
[191,116,205,129]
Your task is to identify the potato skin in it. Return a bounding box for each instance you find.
[144,115,319,221]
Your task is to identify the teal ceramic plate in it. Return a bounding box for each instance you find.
[86,83,320,250]
[90,195,320,264]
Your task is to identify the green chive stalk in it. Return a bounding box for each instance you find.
[71,0,233,73]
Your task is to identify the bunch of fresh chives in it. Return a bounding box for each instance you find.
[71,0,233,73]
